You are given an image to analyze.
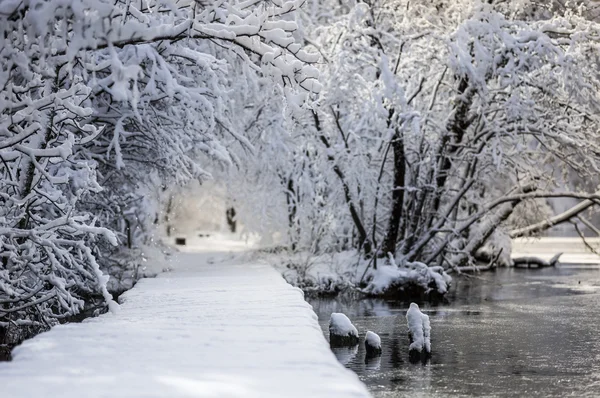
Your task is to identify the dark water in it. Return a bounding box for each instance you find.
[308,266,600,397]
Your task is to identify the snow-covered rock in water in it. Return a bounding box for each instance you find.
[365,331,382,357]
[329,313,359,347]
[406,303,431,360]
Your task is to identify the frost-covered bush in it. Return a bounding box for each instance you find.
[275,251,358,294]
[270,250,451,297]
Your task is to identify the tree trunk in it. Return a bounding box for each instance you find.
[381,131,406,256]
[285,179,298,250]
[312,111,372,256]
[509,195,598,238]
[429,77,473,225]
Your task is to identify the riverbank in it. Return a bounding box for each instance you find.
[0,236,370,398]
[310,265,600,397]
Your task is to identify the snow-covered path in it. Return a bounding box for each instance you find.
[0,237,370,398]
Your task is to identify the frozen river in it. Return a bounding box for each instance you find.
[310,265,600,397]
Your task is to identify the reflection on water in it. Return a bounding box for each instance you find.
[365,354,381,371]
[308,266,600,397]
[332,345,359,366]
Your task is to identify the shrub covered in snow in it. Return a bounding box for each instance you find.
[271,250,451,299]
[329,313,359,347]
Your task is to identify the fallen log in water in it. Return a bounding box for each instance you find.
[513,252,563,268]
[453,252,563,273]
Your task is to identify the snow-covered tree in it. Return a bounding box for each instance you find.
[232,0,600,275]
[0,0,318,336]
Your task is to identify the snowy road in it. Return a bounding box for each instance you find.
[0,236,370,398]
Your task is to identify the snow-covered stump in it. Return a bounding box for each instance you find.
[329,313,359,347]
[406,303,431,362]
[365,331,382,358]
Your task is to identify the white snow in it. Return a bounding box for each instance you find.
[406,302,431,354]
[362,262,452,296]
[329,313,358,337]
[0,236,370,398]
[365,331,381,349]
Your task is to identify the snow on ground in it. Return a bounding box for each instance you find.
[0,234,370,398]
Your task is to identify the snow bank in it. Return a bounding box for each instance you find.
[329,313,359,347]
[269,250,451,298]
[406,303,431,360]
[361,262,452,297]
[365,331,381,357]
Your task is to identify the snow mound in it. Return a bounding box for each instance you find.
[406,303,431,357]
[270,251,451,298]
[362,261,452,296]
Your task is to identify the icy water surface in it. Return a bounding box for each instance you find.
[308,266,600,397]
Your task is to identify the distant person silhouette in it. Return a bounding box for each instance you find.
[226,207,236,233]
